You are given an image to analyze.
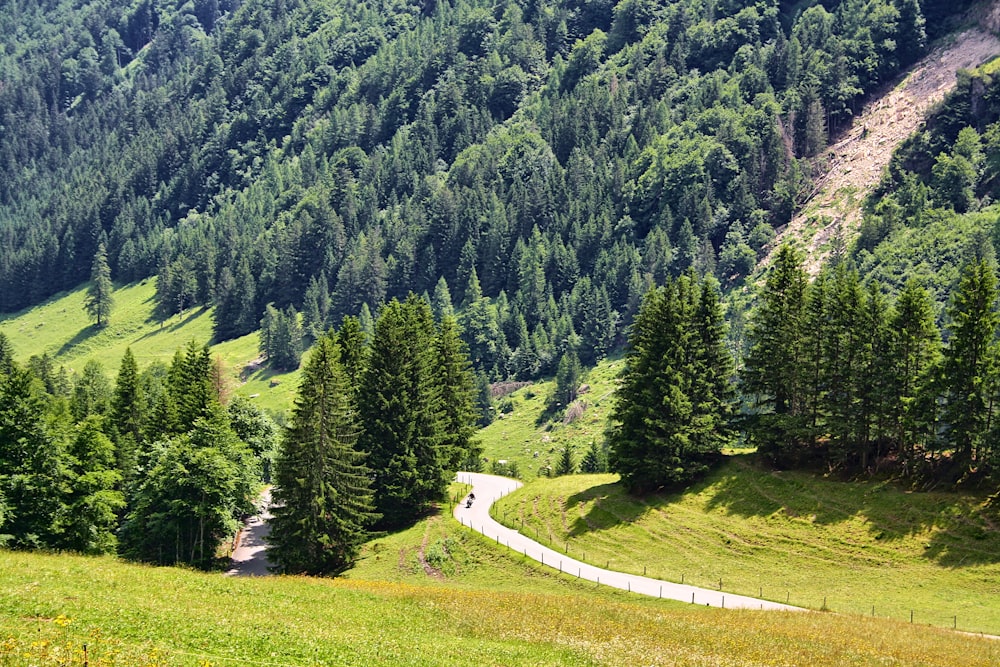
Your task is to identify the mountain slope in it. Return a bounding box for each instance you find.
[774,22,1000,273]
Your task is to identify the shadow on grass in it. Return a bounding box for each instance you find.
[565,478,716,538]
[702,459,1000,565]
[563,457,1000,568]
[56,324,101,356]
[138,307,207,340]
[241,365,289,386]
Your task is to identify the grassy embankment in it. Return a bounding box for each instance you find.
[0,280,300,416]
[479,361,1000,635]
[490,464,1000,635]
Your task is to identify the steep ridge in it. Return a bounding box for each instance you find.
[773,24,1000,274]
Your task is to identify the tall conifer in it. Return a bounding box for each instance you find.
[742,245,808,464]
[942,260,999,471]
[85,242,114,327]
[358,295,447,528]
[435,315,482,470]
[269,335,377,574]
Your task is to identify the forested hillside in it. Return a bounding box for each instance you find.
[0,0,975,383]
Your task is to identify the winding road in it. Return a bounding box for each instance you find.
[454,472,801,611]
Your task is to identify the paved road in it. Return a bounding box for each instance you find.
[454,472,801,611]
[225,489,274,577]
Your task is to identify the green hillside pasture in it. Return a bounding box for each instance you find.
[346,486,642,597]
[0,281,300,416]
[492,461,1000,634]
[1,549,996,667]
[477,357,623,479]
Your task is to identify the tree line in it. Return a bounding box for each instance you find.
[0,292,480,575]
[609,248,1000,494]
[271,294,481,574]
[0,336,276,565]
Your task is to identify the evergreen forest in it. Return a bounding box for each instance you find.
[4,0,1000,572]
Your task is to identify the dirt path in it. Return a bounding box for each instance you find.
[225,489,274,577]
[773,26,1000,274]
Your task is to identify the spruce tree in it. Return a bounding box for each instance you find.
[170,341,214,432]
[213,259,258,341]
[357,295,447,528]
[112,348,143,448]
[579,440,607,473]
[555,442,575,475]
[553,349,582,410]
[335,315,368,393]
[85,242,114,327]
[742,245,808,464]
[887,279,940,466]
[0,362,64,548]
[71,360,112,421]
[56,416,124,554]
[269,335,377,575]
[823,264,866,466]
[688,277,735,455]
[608,274,731,493]
[434,315,482,471]
[941,260,999,472]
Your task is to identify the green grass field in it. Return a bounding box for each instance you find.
[490,461,1000,634]
[0,281,301,416]
[2,520,997,666]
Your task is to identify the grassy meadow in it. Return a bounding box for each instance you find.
[476,357,623,479]
[2,531,998,666]
[0,281,301,416]
[490,461,1000,634]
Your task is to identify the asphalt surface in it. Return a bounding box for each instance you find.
[225,489,274,577]
[454,472,802,611]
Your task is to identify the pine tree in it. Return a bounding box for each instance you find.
[85,242,114,327]
[742,245,808,464]
[941,260,999,473]
[357,295,447,528]
[269,335,377,574]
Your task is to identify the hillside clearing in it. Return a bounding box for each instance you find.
[0,281,301,415]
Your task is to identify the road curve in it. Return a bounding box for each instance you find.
[454,472,801,611]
